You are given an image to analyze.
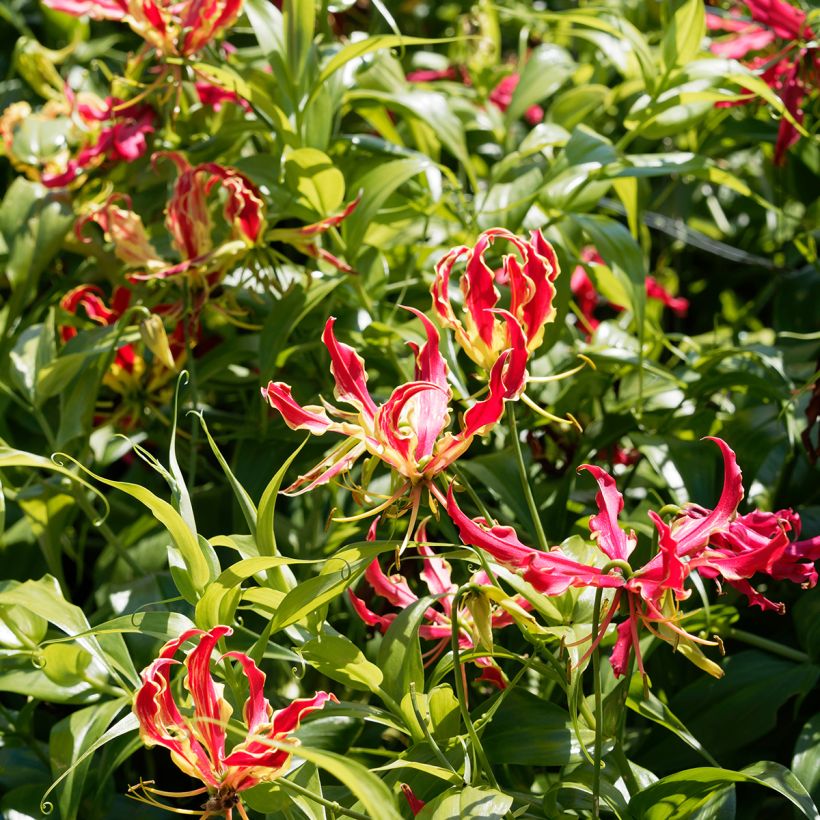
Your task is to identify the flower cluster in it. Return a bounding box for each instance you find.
[449,437,817,678]
[132,626,335,818]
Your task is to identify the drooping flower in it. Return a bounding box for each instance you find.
[77,152,264,288]
[348,522,531,687]
[132,626,336,818]
[706,0,817,164]
[571,247,688,338]
[262,308,526,503]
[43,0,243,59]
[448,437,817,679]
[431,228,559,384]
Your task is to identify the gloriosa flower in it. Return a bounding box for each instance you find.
[262,308,525,500]
[78,151,264,288]
[448,437,816,679]
[132,626,336,819]
[431,228,559,378]
[0,88,153,187]
[707,0,817,164]
[43,0,243,58]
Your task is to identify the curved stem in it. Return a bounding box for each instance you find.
[727,628,809,664]
[591,586,605,820]
[506,405,549,552]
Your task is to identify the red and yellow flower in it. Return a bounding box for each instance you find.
[431,228,559,384]
[262,308,526,501]
[132,626,336,818]
[43,0,243,59]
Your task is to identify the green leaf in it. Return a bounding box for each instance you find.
[626,683,716,765]
[48,699,127,820]
[0,575,136,688]
[283,744,402,820]
[341,155,433,258]
[793,714,820,805]
[284,146,345,214]
[572,213,647,333]
[284,0,315,87]
[197,412,257,536]
[41,711,138,816]
[301,632,384,693]
[0,179,73,333]
[661,0,706,72]
[505,44,575,126]
[377,595,430,707]
[318,35,454,85]
[418,786,513,820]
[245,0,284,57]
[480,688,594,766]
[54,455,216,599]
[270,541,395,631]
[628,763,820,819]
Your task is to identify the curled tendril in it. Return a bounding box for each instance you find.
[291,653,306,681]
[234,614,244,627]
[31,651,46,670]
[40,800,54,815]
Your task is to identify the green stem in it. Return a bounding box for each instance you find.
[591,586,604,820]
[276,777,371,820]
[506,405,549,552]
[450,588,499,790]
[727,628,809,664]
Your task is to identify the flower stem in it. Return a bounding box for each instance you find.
[726,628,810,664]
[450,587,499,790]
[506,405,549,552]
[591,586,604,820]
[276,777,371,820]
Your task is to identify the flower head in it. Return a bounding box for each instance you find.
[78,152,264,288]
[431,228,559,380]
[59,284,186,428]
[43,0,243,58]
[262,308,525,497]
[133,626,335,814]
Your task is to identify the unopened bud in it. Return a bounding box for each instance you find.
[140,315,177,370]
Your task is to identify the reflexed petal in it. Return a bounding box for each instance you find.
[322,317,377,418]
[261,382,333,434]
[667,437,744,555]
[183,625,233,768]
[577,464,635,561]
[222,651,272,734]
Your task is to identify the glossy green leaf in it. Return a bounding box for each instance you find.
[628,762,820,819]
[301,631,384,693]
[377,594,430,707]
[418,785,513,820]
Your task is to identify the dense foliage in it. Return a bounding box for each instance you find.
[0,0,819,818]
